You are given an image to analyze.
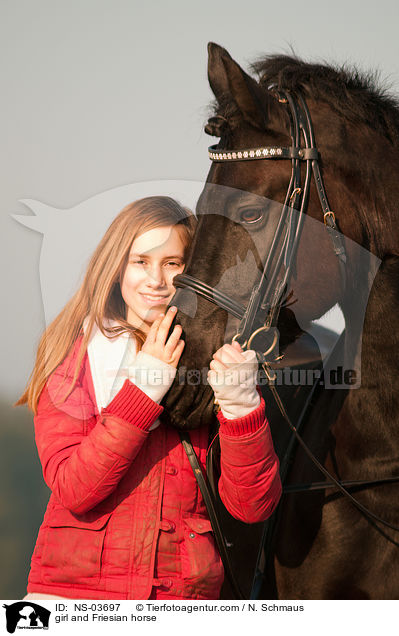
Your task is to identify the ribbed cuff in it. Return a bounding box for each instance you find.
[102,379,163,431]
[217,397,266,436]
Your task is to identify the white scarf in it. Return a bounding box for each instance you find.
[83,318,137,410]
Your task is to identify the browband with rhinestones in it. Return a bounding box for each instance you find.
[208,144,319,162]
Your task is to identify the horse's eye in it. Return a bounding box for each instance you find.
[240,209,263,224]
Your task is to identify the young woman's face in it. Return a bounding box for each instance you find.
[121,225,186,331]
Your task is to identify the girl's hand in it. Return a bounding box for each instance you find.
[141,306,185,368]
[208,340,260,420]
[209,340,247,372]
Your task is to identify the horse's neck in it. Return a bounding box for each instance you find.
[341,255,399,451]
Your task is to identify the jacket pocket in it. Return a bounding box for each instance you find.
[181,514,224,590]
[41,507,112,586]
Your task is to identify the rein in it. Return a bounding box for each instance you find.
[179,431,245,599]
[284,476,399,494]
[265,371,399,532]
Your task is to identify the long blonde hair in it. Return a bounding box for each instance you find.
[16,196,196,413]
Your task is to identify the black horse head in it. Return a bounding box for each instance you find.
[162,43,398,431]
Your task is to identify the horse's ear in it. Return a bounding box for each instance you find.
[207,42,267,130]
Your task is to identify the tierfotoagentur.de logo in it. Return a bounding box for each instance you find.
[2,602,51,633]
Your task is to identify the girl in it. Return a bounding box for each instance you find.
[17,195,282,600]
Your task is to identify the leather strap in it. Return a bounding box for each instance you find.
[174,273,245,320]
[179,431,245,599]
[284,476,399,494]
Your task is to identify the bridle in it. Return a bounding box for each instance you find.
[174,86,347,362]
[173,87,399,547]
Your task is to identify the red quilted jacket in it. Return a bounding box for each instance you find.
[27,337,282,600]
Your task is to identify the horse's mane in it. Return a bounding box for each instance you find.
[214,54,399,147]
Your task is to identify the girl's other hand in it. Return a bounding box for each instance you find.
[141,307,185,368]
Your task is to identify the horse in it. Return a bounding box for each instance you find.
[162,43,399,600]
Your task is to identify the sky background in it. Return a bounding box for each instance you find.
[2,0,399,400]
[1,0,398,600]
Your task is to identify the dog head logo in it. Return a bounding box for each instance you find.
[2,602,50,633]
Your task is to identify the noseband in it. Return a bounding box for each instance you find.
[174,87,347,362]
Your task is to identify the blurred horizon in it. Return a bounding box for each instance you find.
[0,397,49,599]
